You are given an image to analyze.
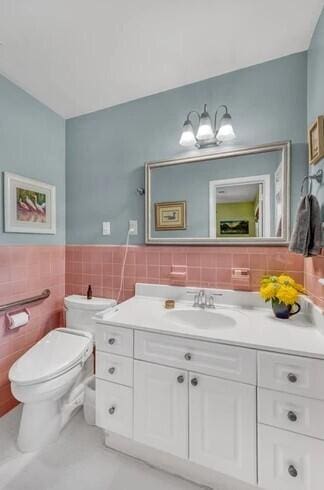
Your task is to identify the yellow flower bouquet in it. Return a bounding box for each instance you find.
[260,274,305,319]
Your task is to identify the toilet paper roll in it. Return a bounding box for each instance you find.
[9,311,29,329]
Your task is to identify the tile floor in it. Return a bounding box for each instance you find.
[0,406,204,490]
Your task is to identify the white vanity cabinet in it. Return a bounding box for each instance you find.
[96,325,257,485]
[95,322,324,490]
[257,351,324,490]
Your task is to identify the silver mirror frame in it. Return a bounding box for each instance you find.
[145,141,291,245]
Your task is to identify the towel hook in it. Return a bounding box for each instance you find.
[300,169,323,196]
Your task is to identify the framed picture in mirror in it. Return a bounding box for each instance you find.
[308,116,324,165]
[155,201,186,231]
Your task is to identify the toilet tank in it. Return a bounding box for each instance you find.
[64,295,116,337]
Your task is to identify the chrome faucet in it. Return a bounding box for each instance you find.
[187,289,223,309]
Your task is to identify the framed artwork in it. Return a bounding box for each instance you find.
[220,220,249,235]
[308,116,324,165]
[4,172,56,234]
[155,201,186,231]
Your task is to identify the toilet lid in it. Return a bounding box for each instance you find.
[9,329,93,385]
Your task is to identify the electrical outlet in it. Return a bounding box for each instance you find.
[129,220,138,235]
[102,222,111,235]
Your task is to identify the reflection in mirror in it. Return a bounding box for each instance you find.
[146,142,289,244]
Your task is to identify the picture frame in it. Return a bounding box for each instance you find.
[219,220,249,236]
[4,172,56,234]
[155,201,186,231]
[308,116,324,165]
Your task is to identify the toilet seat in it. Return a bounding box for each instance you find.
[9,328,93,386]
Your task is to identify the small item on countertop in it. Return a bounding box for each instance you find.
[260,274,305,319]
[87,284,92,300]
[165,299,175,309]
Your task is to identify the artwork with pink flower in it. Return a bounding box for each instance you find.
[4,172,56,234]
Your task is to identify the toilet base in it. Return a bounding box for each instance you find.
[18,399,62,452]
[14,355,94,452]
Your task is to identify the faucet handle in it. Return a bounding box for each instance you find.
[206,293,223,309]
[187,289,204,295]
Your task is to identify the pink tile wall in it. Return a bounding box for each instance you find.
[3,243,319,419]
[65,245,304,302]
[0,246,65,416]
[304,250,324,310]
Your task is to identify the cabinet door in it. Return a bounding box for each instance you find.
[133,360,188,458]
[189,372,257,485]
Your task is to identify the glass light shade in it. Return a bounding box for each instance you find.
[196,107,214,141]
[217,113,235,141]
[179,119,196,147]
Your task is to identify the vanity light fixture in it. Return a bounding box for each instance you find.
[179,104,236,148]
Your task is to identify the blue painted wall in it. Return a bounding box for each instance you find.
[66,52,308,245]
[0,74,65,244]
[308,7,324,220]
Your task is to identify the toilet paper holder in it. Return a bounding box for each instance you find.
[5,308,30,330]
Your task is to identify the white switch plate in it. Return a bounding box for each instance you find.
[129,220,138,235]
[102,222,111,235]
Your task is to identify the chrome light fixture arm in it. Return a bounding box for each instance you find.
[214,104,228,135]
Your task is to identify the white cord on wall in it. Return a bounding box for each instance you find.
[116,229,131,304]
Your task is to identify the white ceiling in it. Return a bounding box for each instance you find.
[217,184,259,203]
[0,0,323,119]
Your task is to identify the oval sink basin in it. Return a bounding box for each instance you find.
[166,308,237,329]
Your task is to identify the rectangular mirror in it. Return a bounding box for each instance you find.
[145,141,290,244]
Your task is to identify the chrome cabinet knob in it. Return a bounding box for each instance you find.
[287,410,297,422]
[184,352,192,361]
[177,375,185,384]
[108,405,116,415]
[108,367,115,375]
[287,372,297,383]
[108,338,115,345]
[191,377,198,387]
[288,465,298,478]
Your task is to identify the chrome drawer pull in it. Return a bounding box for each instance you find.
[191,377,198,387]
[108,367,115,375]
[108,338,116,345]
[288,465,298,478]
[184,352,192,361]
[177,375,185,384]
[108,405,116,415]
[287,372,297,383]
[287,410,297,422]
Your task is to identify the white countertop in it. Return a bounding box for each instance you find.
[96,284,324,360]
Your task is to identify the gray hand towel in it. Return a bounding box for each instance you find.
[289,194,321,256]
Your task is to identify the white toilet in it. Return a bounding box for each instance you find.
[9,295,116,452]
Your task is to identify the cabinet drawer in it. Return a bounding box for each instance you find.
[135,331,256,384]
[96,379,133,438]
[96,351,133,387]
[258,388,324,439]
[258,352,324,399]
[96,324,133,357]
[258,424,324,490]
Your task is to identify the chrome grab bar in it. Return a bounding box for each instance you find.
[0,289,50,313]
